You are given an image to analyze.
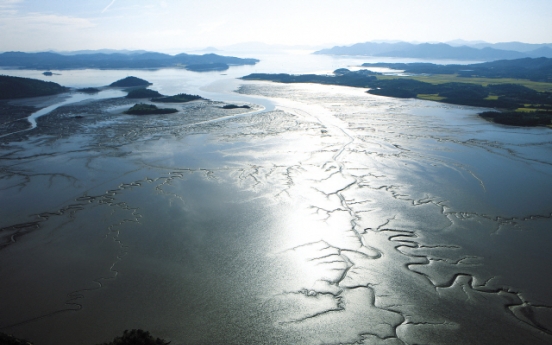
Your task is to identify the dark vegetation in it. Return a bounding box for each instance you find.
[0,329,170,345]
[124,103,178,115]
[0,51,259,71]
[362,57,552,82]
[97,329,170,345]
[0,332,32,345]
[221,104,251,109]
[77,87,100,94]
[242,70,378,87]
[110,76,152,87]
[479,111,552,126]
[126,88,164,98]
[0,75,68,99]
[242,68,552,127]
[42,71,53,76]
[152,93,203,103]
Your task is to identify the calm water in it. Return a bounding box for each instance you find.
[1,52,551,345]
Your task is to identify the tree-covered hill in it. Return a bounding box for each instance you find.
[110,76,152,87]
[0,75,68,99]
[152,93,203,103]
[124,103,178,115]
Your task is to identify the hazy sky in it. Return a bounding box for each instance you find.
[1,0,552,52]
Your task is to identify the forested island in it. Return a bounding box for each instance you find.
[123,89,203,103]
[0,75,68,99]
[152,93,203,103]
[77,87,100,94]
[221,104,251,109]
[124,103,178,115]
[125,88,164,98]
[110,76,152,87]
[242,58,552,127]
[0,51,259,71]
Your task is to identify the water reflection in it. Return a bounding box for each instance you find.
[0,63,551,345]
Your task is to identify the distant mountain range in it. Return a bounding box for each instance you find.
[54,49,153,56]
[446,40,552,52]
[0,51,259,71]
[314,41,552,61]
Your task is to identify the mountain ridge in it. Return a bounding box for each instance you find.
[314,41,552,61]
[0,51,259,71]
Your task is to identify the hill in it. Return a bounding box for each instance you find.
[110,76,152,87]
[0,75,68,99]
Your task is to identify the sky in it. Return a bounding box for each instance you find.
[1,0,552,53]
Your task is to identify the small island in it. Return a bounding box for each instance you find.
[124,103,178,115]
[221,104,251,109]
[0,75,68,99]
[43,71,53,76]
[110,76,152,87]
[126,88,164,98]
[152,93,203,103]
[77,87,100,94]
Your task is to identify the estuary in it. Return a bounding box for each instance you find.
[1,52,551,345]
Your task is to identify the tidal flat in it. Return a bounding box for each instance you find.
[1,65,552,345]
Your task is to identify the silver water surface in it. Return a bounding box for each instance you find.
[1,55,551,345]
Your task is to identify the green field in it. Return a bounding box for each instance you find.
[416,94,445,101]
[516,107,540,113]
[376,74,552,93]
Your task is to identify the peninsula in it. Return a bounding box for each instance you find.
[0,75,68,99]
[242,57,552,127]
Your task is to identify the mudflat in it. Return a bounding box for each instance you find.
[1,79,551,345]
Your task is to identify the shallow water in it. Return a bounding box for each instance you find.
[1,55,552,345]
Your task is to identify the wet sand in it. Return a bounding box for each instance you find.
[1,83,551,345]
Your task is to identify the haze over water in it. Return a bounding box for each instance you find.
[1,52,552,345]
